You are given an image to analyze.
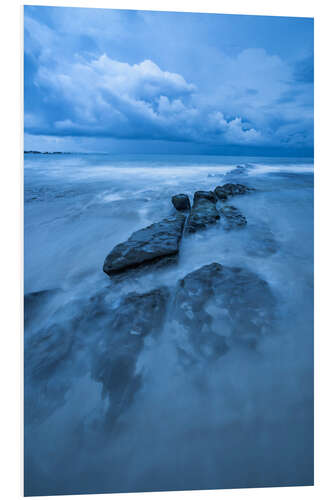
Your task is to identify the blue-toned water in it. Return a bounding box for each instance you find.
[24,154,314,496]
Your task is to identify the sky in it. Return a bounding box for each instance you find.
[24,6,314,156]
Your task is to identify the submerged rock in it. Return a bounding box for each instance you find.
[25,323,75,380]
[103,214,186,276]
[172,262,275,362]
[245,223,279,257]
[215,183,254,197]
[172,193,191,211]
[186,191,220,233]
[221,205,247,229]
[111,288,169,337]
[91,287,169,424]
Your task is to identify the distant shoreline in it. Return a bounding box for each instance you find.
[24,151,68,155]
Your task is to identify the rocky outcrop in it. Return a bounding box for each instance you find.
[221,205,247,229]
[103,214,186,276]
[172,193,191,211]
[215,183,254,198]
[186,191,220,233]
[172,262,275,362]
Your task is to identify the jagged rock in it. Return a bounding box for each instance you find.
[221,205,247,229]
[215,183,254,197]
[103,214,186,276]
[91,287,169,423]
[172,263,275,362]
[172,193,191,211]
[186,191,220,233]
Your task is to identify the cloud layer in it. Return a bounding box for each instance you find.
[24,7,313,153]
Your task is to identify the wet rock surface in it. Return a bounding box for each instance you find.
[215,183,254,197]
[186,191,220,233]
[24,297,84,424]
[103,214,186,276]
[214,186,228,200]
[172,193,191,211]
[221,205,247,229]
[25,323,76,380]
[91,287,169,423]
[172,263,275,363]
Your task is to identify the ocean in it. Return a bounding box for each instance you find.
[24,153,314,496]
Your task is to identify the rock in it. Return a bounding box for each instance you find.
[214,186,228,200]
[172,263,275,362]
[24,295,90,424]
[25,323,75,380]
[186,191,220,233]
[111,288,169,337]
[103,214,186,276]
[221,205,247,229]
[172,193,191,211]
[215,183,254,197]
[91,288,169,423]
[194,191,217,202]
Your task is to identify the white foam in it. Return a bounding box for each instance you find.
[248,164,314,176]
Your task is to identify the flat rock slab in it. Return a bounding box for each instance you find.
[103,213,186,276]
[172,193,191,211]
[186,191,220,233]
[215,183,254,198]
[172,262,275,362]
[221,205,247,229]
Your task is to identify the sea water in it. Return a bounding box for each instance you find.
[24,154,314,495]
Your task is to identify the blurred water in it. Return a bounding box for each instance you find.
[24,153,314,496]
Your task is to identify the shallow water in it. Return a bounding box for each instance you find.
[24,154,314,496]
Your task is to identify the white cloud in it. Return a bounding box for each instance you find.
[31,52,263,145]
[25,13,312,148]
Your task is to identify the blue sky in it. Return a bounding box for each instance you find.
[24,6,313,155]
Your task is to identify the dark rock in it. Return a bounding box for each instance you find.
[172,262,275,362]
[194,190,217,203]
[172,193,191,211]
[215,183,254,197]
[103,214,186,276]
[111,288,169,337]
[221,205,247,229]
[214,186,228,200]
[91,287,169,423]
[186,191,220,233]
